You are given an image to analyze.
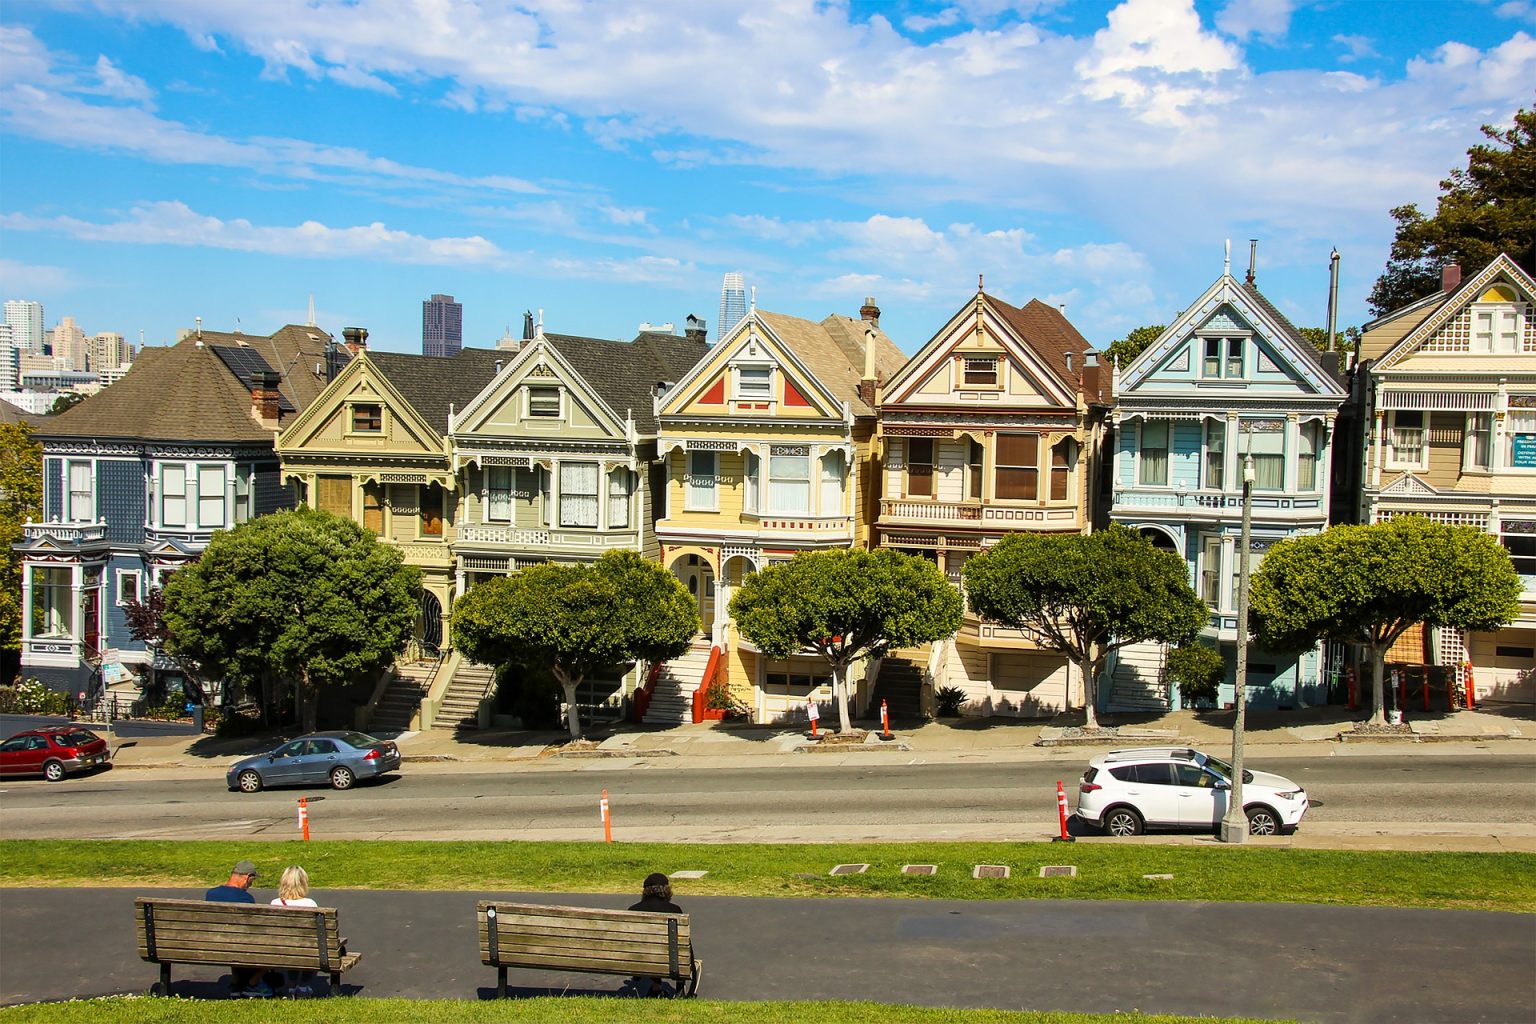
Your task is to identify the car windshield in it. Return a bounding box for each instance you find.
[55,731,99,747]
[337,732,380,749]
[1199,754,1253,784]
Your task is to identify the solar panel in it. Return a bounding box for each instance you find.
[209,343,296,412]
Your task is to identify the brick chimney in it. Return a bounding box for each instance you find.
[859,296,880,327]
[685,313,708,344]
[251,370,282,427]
[1441,263,1462,293]
[342,326,369,355]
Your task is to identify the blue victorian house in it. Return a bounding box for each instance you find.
[1107,252,1348,711]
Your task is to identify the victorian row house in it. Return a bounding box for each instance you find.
[15,324,343,699]
[1109,258,1349,711]
[872,287,1112,718]
[1354,254,1536,704]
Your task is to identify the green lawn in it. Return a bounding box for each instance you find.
[0,997,1285,1024]
[2,839,1531,911]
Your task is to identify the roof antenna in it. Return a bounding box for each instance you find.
[749,286,757,313]
[1246,239,1257,286]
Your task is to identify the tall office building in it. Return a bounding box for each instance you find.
[717,272,746,341]
[50,316,88,371]
[91,332,126,371]
[4,299,44,351]
[422,293,463,358]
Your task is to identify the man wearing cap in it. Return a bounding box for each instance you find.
[206,860,271,996]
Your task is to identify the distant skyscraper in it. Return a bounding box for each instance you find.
[717,273,746,341]
[422,293,463,357]
[4,299,44,351]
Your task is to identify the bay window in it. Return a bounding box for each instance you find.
[743,451,760,514]
[198,465,226,528]
[1204,420,1226,490]
[1247,421,1286,491]
[486,466,514,522]
[559,463,599,528]
[967,440,983,500]
[769,448,811,515]
[1049,440,1071,501]
[1464,413,1492,470]
[30,566,72,637]
[997,433,1039,500]
[1200,536,1222,607]
[419,483,444,537]
[362,483,385,535]
[1138,422,1168,487]
[234,466,252,524]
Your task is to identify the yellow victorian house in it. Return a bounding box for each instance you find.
[650,299,905,724]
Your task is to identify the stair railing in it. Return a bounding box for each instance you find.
[922,639,950,718]
[691,645,726,724]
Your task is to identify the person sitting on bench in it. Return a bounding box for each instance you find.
[626,873,682,997]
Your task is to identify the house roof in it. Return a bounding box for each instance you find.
[0,398,46,428]
[1239,281,1333,378]
[756,311,903,416]
[986,294,1095,390]
[543,330,711,433]
[366,348,509,434]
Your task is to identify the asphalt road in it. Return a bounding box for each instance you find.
[2,887,1533,1023]
[3,755,1533,842]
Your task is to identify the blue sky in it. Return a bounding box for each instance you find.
[2,0,1533,356]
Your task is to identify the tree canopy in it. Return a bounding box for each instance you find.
[0,422,43,662]
[1101,325,1165,370]
[161,506,420,732]
[452,549,696,740]
[1368,106,1535,316]
[1296,326,1361,354]
[963,525,1207,729]
[49,393,86,414]
[729,548,963,734]
[1250,517,1522,725]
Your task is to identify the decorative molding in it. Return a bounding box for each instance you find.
[1382,474,1439,497]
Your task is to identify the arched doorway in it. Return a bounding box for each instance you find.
[669,554,716,640]
[418,591,443,653]
[1139,527,1178,553]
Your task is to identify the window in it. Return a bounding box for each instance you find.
[233,466,252,524]
[1132,762,1174,785]
[116,569,141,607]
[317,474,350,517]
[1499,520,1536,577]
[1471,290,1521,353]
[962,357,998,386]
[769,450,811,515]
[687,452,717,511]
[967,440,983,500]
[1246,421,1285,491]
[1203,338,1221,377]
[997,433,1039,500]
[1226,337,1243,377]
[1049,440,1071,501]
[67,461,93,522]
[906,439,934,498]
[1202,337,1243,378]
[1465,413,1493,470]
[362,483,385,534]
[198,465,226,528]
[1297,422,1322,491]
[486,466,513,522]
[1505,411,1536,469]
[737,365,772,399]
[528,386,560,418]
[608,469,631,529]
[819,451,845,516]
[1139,421,1169,486]
[419,483,444,537]
[161,465,188,527]
[1204,419,1226,490]
[743,451,760,514]
[351,403,382,433]
[558,463,599,528]
[1200,536,1222,606]
[1388,410,1426,469]
[30,566,72,637]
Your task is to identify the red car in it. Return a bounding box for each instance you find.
[0,727,112,781]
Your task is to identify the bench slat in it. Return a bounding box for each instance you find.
[479,933,692,959]
[483,948,693,976]
[137,935,345,957]
[134,899,357,978]
[477,901,684,924]
[483,914,690,940]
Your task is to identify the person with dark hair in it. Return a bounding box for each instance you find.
[205,859,272,998]
[625,872,683,997]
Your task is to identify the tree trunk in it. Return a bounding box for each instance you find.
[554,668,584,741]
[299,669,319,734]
[1368,644,1387,726]
[1079,654,1101,731]
[831,659,855,734]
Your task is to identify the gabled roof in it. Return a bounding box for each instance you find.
[756,311,903,416]
[1375,253,1536,370]
[986,294,1095,392]
[366,348,508,434]
[542,330,710,433]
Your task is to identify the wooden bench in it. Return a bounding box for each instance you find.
[477,900,700,999]
[134,897,361,997]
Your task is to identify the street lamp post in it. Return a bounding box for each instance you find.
[1219,448,1255,844]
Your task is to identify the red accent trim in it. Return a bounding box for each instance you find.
[692,645,727,724]
[700,378,725,404]
[631,660,664,723]
[784,379,812,407]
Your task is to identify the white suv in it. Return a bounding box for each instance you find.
[1074,747,1309,837]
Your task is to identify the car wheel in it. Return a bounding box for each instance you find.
[43,760,66,782]
[1246,806,1282,836]
[236,769,263,794]
[330,766,355,791]
[1102,806,1144,837]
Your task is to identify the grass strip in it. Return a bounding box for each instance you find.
[0,996,1285,1024]
[2,839,1532,911]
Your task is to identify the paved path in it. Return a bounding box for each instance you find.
[1,888,1531,1022]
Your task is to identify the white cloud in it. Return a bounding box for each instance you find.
[0,258,73,293]
[1076,0,1242,123]
[1215,0,1301,41]
[1333,34,1378,63]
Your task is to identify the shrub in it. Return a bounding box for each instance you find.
[8,679,69,715]
[1167,643,1225,706]
[934,685,968,717]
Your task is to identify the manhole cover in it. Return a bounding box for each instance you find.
[972,864,1010,879]
[670,870,708,879]
[1142,873,1174,880]
[901,864,937,876]
[1039,865,1077,878]
[829,863,869,876]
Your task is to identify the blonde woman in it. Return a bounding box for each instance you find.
[270,866,318,996]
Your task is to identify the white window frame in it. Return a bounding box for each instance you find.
[527,385,562,419]
[160,464,188,528]
[1201,335,1245,379]
[1385,410,1428,471]
[1463,413,1493,472]
[743,450,760,514]
[116,569,142,607]
[769,451,811,515]
[962,356,999,387]
[347,401,384,435]
[607,468,631,529]
[819,451,845,517]
[197,464,227,529]
[1297,421,1322,492]
[1137,421,1169,487]
[1200,536,1222,608]
[559,462,599,529]
[733,364,773,402]
[66,460,94,523]
[1204,419,1226,490]
[233,465,253,524]
[485,466,514,523]
[29,564,74,638]
[686,451,718,512]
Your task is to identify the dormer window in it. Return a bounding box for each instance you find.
[963,357,998,386]
[351,403,382,433]
[737,365,772,400]
[1203,337,1243,378]
[528,386,561,418]
[1470,284,1525,353]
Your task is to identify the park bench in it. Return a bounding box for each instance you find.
[477,900,700,999]
[134,897,361,997]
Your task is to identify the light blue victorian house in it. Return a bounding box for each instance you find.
[1107,254,1348,711]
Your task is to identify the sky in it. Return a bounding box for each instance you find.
[1,0,1533,357]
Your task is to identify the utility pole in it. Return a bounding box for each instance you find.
[1220,443,1255,844]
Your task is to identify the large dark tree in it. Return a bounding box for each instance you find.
[0,422,43,673]
[1102,325,1166,370]
[1368,106,1536,316]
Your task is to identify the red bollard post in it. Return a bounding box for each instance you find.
[298,797,310,842]
[1346,666,1358,711]
[880,699,890,740]
[600,789,613,844]
[1422,671,1430,712]
[807,699,820,738]
[1053,780,1074,843]
[1464,662,1476,709]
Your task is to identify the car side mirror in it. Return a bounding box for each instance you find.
[1214,782,1231,791]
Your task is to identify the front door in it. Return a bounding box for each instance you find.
[81,587,100,657]
[418,592,443,653]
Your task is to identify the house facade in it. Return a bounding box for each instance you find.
[873,288,1112,718]
[15,325,341,697]
[653,301,905,724]
[1357,254,1536,704]
[1110,261,1348,711]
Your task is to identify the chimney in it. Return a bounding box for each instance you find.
[342,326,368,355]
[1064,351,1073,373]
[1442,263,1462,292]
[859,296,880,326]
[522,310,535,340]
[251,370,281,427]
[685,313,707,344]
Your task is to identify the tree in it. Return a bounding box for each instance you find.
[963,525,1207,730]
[0,423,43,671]
[1102,325,1165,370]
[1296,326,1361,354]
[452,549,697,741]
[123,587,205,703]
[729,549,963,734]
[1166,642,1224,707]
[49,392,86,414]
[1368,106,1536,316]
[1250,517,1522,726]
[161,506,420,733]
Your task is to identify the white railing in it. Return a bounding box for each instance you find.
[24,521,107,543]
[881,500,983,522]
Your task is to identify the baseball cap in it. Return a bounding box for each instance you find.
[233,860,259,877]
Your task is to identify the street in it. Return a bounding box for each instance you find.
[3,754,1533,842]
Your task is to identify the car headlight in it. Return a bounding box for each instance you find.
[1276,790,1304,800]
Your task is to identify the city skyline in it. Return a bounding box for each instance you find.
[1,2,1533,354]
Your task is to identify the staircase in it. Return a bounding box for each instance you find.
[368,662,435,735]
[643,644,712,725]
[870,656,924,720]
[1105,641,1171,712]
[431,662,497,730]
